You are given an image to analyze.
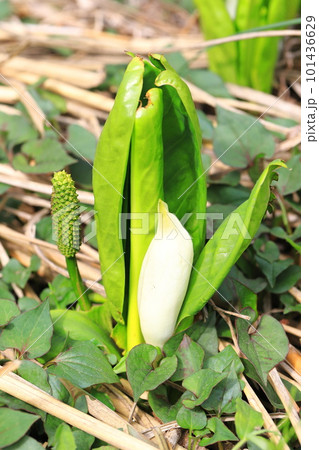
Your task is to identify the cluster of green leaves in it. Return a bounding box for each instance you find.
[0,89,96,187]
[0,247,299,448]
[193,0,301,92]
[123,305,293,448]
[0,260,121,448]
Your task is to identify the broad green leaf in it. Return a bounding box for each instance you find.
[274,153,301,195]
[18,360,51,394]
[127,87,164,349]
[194,0,238,83]
[161,313,217,364]
[164,335,204,382]
[93,56,144,323]
[0,300,52,358]
[270,226,301,253]
[202,363,242,414]
[84,303,113,335]
[229,266,267,294]
[255,256,293,287]
[50,309,120,359]
[242,359,283,409]
[126,344,177,401]
[70,159,92,189]
[211,170,241,186]
[187,69,232,98]
[53,423,76,450]
[44,415,64,446]
[0,392,46,421]
[187,312,218,360]
[182,369,226,408]
[200,417,238,446]
[237,308,289,384]
[89,389,115,411]
[72,429,95,450]
[0,408,39,447]
[204,345,244,375]
[38,334,67,364]
[48,376,70,403]
[202,348,244,413]
[66,124,97,162]
[0,112,37,148]
[176,393,207,430]
[254,240,280,263]
[0,299,20,326]
[234,282,258,313]
[208,184,250,206]
[13,138,76,173]
[5,436,44,449]
[270,265,301,294]
[148,385,183,423]
[41,275,77,309]
[178,160,285,325]
[36,216,54,243]
[206,204,238,237]
[213,107,275,168]
[235,398,263,440]
[47,341,119,388]
[27,87,66,120]
[151,54,206,261]
[2,256,40,288]
[197,109,214,140]
[280,293,301,315]
[0,285,14,300]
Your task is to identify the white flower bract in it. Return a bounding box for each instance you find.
[137,200,194,348]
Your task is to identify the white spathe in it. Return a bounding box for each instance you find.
[138,199,194,348]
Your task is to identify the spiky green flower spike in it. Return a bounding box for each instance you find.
[51,170,80,258]
[51,171,90,311]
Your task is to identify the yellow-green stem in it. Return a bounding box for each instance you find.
[65,256,91,311]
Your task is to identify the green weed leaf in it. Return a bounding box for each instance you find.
[47,341,119,388]
[182,369,226,408]
[148,385,183,423]
[13,138,75,173]
[164,335,204,382]
[0,300,52,358]
[176,393,207,430]
[5,436,44,449]
[274,153,301,196]
[66,124,97,162]
[0,299,20,326]
[270,265,301,294]
[237,308,289,384]
[50,309,120,358]
[18,360,51,394]
[200,417,238,446]
[126,344,177,401]
[235,398,263,440]
[53,423,76,450]
[202,347,244,413]
[0,112,37,148]
[213,107,275,168]
[2,256,40,288]
[0,408,39,447]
